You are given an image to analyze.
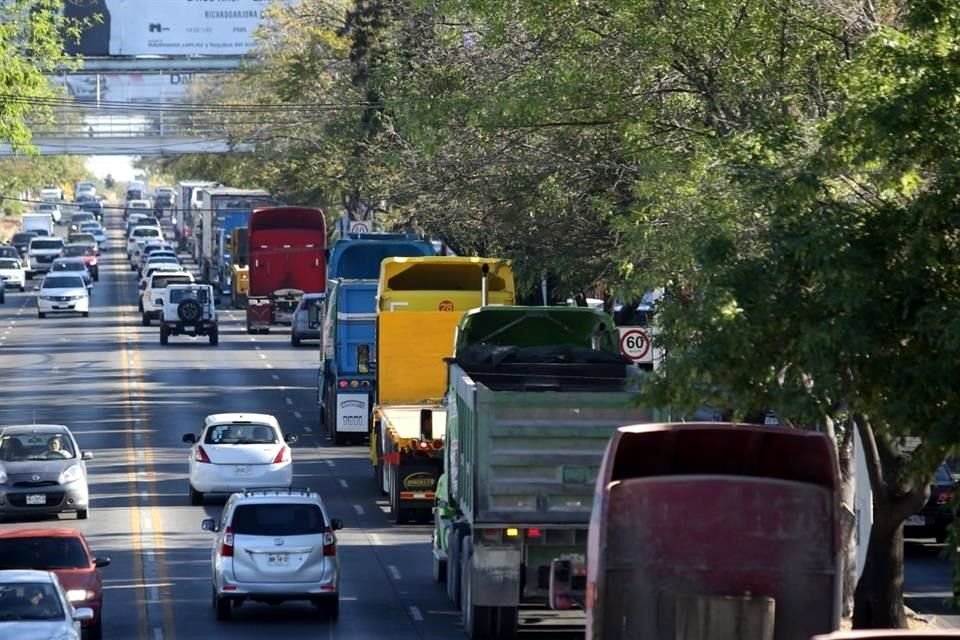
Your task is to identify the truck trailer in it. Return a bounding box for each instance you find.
[246,206,327,333]
[432,305,656,639]
[175,180,217,253]
[371,257,515,524]
[319,232,437,446]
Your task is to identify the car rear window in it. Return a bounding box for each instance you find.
[133,228,160,238]
[0,536,89,570]
[204,423,277,444]
[152,275,192,289]
[12,233,35,243]
[30,239,64,250]
[231,504,326,536]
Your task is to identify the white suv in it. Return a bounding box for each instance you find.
[26,236,66,278]
[201,488,342,621]
[141,271,194,325]
[158,284,219,345]
[127,225,162,263]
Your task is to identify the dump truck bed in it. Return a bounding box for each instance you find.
[380,405,448,441]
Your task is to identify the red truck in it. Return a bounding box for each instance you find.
[246,206,327,334]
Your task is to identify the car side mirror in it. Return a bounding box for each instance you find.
[284,433,298,445]
[81,451,93,461]
[331,518,343,531]
[33,286,39,291]
[182,433,196,444]
[73,607,95,622]
[548,559,578,610]
[93,557,111,568]
[201,518,218,532]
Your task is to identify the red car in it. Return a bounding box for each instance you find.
[60,243,100,281]
[0,528,109,639]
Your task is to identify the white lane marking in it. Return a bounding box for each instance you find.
[324,458,334,467]
[409,606,424,622]
[285,397,293,405]
[370,533,383,546]
[339,479,348,489]
[249,337,256,342]
[271,374,279,381]
[148,585,159,602]
[153,627,164,640]
[303,426,313,433]
[265,363,274,369]
[353,504,365,515]
[293,411,302,419]
[387,565,401,581]
[258,353,266,359]
[255,345,261,350]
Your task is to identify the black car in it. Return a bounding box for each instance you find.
[79,200,104,222]
[10,232,36,257]
[904,463,956,542]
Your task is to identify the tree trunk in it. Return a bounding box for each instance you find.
[851,419,929,628]
[836,425,857,618]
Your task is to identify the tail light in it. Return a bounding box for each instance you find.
[417,440,431,450]
[528,528,542,538]
[273,446,290,464]
[220,527,234,557]
[432,439,444,449]
[195,446,211,463]
[338,380,348,389]
[938,491,952,505]
[322,527,336,556]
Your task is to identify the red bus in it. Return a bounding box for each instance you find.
[246,206,326,333]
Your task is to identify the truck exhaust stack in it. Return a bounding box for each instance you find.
[481,263,490,307]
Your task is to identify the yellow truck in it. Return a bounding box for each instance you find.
[371,256,515,524]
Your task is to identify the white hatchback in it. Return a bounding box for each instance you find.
[182,413,297,505]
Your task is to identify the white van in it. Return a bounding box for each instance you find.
[21,213,54,237]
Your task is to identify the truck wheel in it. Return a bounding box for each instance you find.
[160,325,169,345]
[141,313,150,326]
[389,475,407,523]
[209,329,219,346]
[291,333,301,347]
[138,298,144,312]
[494,607,518,640]
[461,537,495,638]
[246,324,254,334]
[432,549,447,584]
[333,432,348,446]
[446,526,464,607]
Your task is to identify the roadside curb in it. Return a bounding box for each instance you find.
[906,604,949,629]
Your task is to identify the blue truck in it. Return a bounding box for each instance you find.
[318,232,437,445]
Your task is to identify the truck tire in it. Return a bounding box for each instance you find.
[333,431,349,446]
[177,299,202,322]
[209,328,219,345]
[160,325,169,345]
[389,473,409,524]
[461,537,495,638]
[446,526,464,607]
[138,298,144,312]
[141,312,150,326]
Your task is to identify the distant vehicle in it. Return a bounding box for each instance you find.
[0,529,110,640]
[123,198,152,220]
[181,413,297,504]
[0,257,26,292]
[200,487,342,620]
[0,245,19,260]
[36,274,89,318]
[21,212,55,238]
[904,463,957,543]
[140,270,194,325]
[66,233,99,256]
[79,222,107,248]
[50,258,94,290]
[59,244,99,281]
[68,211,96,232]
[11,231,37,257]
[77,200,103,222]
[25,236,65,278]
[127,225,162,263]
[0,423,93,518]
[39,186,64,201]
[36,203,63,225]
[291,293,325,346]
[0,569,94,639]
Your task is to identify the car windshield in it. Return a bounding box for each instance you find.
[69,235,95,244]
[205,423,278,445]
[231,504,326,536]
[12,234,35,244]
[0,537,89,570]
[71,214,93,223]
[52,262,84,272]
[80,224,100,232]
[152,275,192,289]
[0,582,64,621]
[41,276,84,290]
[61,246,90,257]
[133,228,160,238]
[37,205,56,212]
[148,256,177,263]
[0,259,19,269]
[0,432,76,461]
[169,289,209,303]
[30,240,63,250]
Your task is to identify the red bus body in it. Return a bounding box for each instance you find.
[586,422,842,640]
[246,206,326,333]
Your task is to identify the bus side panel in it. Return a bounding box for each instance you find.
[597,477,837,640]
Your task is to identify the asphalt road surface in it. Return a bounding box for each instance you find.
[905,537,960,628]
[0,211,583,640]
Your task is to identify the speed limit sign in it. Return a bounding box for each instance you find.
[619,328,651,362]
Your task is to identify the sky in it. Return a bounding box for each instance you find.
[86,155,138,182]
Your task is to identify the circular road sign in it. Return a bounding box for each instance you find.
[349,221,370,233]
[620,328,650,361]
[438,299,455,311]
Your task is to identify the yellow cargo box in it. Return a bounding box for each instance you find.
[378,256,514,313]
[233,265,250,295]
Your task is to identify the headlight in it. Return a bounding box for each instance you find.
[0,467,7,484]
[70,294,85,300]
[66,589,94,603]
[59,464,83,484]
[39,295,54,301]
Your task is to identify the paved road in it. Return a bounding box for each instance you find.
[906,538,960,628]
[0,210,581,640]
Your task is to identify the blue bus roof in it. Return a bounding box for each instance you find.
[328,237,437,280]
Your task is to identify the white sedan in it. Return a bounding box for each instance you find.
[0,258,26,291]
[0,569,94,639]
[36,274,89,318]
[181,413,298,505]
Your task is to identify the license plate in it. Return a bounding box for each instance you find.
[52,305,70,309]
[905,515,925,526]
[26,494,46,505]
[234,466,250,475]
[266,553,288,566]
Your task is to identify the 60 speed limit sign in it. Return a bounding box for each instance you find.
[619,328,651,361]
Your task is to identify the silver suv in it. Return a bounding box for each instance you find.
[201,488,343,621]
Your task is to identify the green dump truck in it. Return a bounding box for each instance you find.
[432,306,657,639]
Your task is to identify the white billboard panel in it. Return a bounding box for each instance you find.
[63,0,288,57]
[51,73,206,103]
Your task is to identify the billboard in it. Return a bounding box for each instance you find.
[63,0,287,57]
[51,73,205,103]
